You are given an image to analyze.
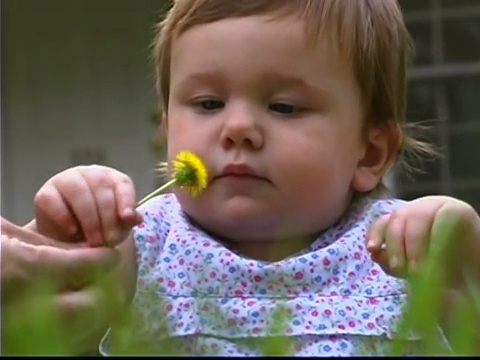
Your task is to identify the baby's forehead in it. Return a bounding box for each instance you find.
[156,0,410,122]
[173,11,364,70]
[170,18,353,78]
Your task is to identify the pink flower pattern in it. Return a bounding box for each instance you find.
[100,194,425,356]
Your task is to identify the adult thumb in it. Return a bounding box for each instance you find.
[1,217,87,249]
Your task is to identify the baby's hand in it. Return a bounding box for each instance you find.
[366,195,480,278]
[33,165,143,247]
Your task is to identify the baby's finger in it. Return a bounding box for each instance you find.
[404,214,433,274]
[82,167,119,247]
[52,169,102,246]
[384,214,407,276]
[34,182,80,239]
[108,169,138,223]
[366,214,389,253]
[370,248,391,275]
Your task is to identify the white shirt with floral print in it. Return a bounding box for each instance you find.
[99,193,445,356]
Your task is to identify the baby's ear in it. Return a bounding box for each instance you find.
[352,121,402,192]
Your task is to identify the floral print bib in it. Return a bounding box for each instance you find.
[100,194,428,356]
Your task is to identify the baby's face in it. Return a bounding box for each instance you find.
[166,15,371,243]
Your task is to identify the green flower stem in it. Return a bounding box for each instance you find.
[137,178,177,207]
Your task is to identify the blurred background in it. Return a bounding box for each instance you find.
[398,0,480,208]
[1,0,479,224]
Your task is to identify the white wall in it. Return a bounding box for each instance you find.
[2,0,167,223]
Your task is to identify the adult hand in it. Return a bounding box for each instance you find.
[1,217,125,355]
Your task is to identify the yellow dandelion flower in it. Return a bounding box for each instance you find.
[137,151,209,206]
[172,151,209,197]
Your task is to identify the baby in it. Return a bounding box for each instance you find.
[27,0,480,356]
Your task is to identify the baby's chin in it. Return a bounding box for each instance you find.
[183,209,320,245]
[176,190,339,241]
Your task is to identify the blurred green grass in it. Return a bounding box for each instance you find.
[3,221,479,355]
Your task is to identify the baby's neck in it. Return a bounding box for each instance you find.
[183,212,320,262]
[223,235,317,262]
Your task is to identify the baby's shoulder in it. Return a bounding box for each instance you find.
[137,193,181,219]
[133,193,183,243]
[358,196,409,219]
[335,196,409,235]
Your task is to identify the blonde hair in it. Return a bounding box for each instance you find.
[152,0,436,181]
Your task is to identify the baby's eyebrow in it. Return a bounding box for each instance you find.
[174,71,226,89]
[260,72,333,101]
[262,73,319,90]
[172,70,332,103]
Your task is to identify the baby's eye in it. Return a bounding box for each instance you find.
[194,99,225,111]
[269,102,301,115]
